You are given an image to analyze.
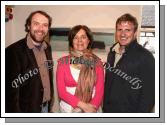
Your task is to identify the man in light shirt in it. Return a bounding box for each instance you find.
[103,13,155,113]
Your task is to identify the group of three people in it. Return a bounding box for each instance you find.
[5,10,155,113]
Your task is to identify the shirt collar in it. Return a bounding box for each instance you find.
[112,42,125,54]
[112,39,137,54]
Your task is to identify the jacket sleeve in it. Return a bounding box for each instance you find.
[90,62,104,109]
[56,60,80,108]
[138,53,155,112]
[5,47,21,112]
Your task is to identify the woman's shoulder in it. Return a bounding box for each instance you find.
[57,55,71,65]
[92,55,104,69]
[95,59,104,68]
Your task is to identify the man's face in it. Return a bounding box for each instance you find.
[28,13,49,43]
[116,21,137,46]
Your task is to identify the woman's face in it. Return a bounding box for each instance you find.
[72,29,90,51]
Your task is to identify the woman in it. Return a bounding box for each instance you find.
[56,25,104,113]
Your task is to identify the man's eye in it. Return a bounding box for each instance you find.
[126,29,131,32]
[117,29,122,31]
[43,24,48,27]
[33,22,38,26]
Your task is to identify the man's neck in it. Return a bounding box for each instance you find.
[32,40,42,46]
[119,45,125,54]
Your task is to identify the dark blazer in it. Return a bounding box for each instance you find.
[5,37,54,113]
[103,40,155,113]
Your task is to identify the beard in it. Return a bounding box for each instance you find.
[30,30,47,43]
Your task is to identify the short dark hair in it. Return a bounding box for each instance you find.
[68,25,93,49]
[116,13,138,32]
[25,10,52,32]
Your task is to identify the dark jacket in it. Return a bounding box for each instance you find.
[5,37,54,113]
[103,40,155,113]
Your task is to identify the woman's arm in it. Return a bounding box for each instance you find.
[56,60,80,108]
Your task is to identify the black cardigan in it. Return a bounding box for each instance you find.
[103,40,155,113]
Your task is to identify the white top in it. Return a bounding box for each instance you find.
[59,65,96,113]
[70,65,80,82]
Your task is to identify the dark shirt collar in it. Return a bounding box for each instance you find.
[124,39,138,52]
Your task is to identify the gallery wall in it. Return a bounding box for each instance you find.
[5,5,141,47]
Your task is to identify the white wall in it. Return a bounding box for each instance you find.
[5,5,141,47]
[5,19,14,47]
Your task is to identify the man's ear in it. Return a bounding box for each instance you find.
[134,31,137,38]
[27,25,30,31]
